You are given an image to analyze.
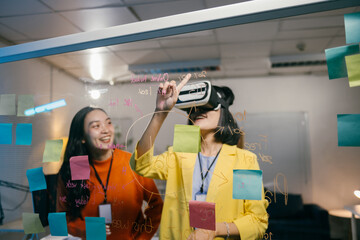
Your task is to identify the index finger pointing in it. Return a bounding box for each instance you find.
[176,73,191,92]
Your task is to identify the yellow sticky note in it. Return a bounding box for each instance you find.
[345,53,360,87]
[173,125,201,153]
[42,139,64,162]
[17,95,34,116]
[0,94,16,115]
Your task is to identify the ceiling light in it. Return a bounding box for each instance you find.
[90,53,103,80]
[88,89,108,100]
[355,190,360,199]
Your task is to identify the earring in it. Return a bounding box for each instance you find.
[81,140,85,144]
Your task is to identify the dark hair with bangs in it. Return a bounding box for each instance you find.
[188,85,240,146]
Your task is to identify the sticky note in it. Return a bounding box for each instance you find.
[26,167,47,192]
[48,212,68,236]
[345,54,360,87]
[233,169,263,200]
[189,200,216,231]
[345,12,360,44]
[70,155,90,180]
[17,95,34,116]
[0,94,16,115]
[85,217,106,240]
[337,114,360,147]
[43,139,64,162]
[173,125,201,153]
[16,123,32,145]
[22,212,45,234]
[0,123,12,144]
[325,44,360,79]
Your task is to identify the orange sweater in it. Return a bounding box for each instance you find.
[57,149,163,240]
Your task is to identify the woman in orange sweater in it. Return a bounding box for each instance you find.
[57,107,163,239]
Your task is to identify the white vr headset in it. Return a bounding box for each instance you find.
[175,81,228,112]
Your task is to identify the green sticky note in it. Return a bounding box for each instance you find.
[325,44,360,79]
[22,212,45,234]
[345,54,360,87]
[173,125,201,153]
[337,114,360,147]
[0,94,16,115]
[17,95,34,116]
[42,139,63,162]
[345,12,360,44]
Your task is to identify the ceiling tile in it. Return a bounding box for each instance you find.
[216,21,279,43]
[108,40,161,51]
[165,45,219,61]
[60,7,138,32]
[271,38,330,55]
[225,69,269,77]
[0,0,51,17]
[220,42,272,58]
[285,7,357,19]
[159,35,217,48]
[41,0,123,11]
[0,23,28,42]
[123,0,173,5]
[115,49,171,64]
[0,13,81,39]
[276,28,342,40]
[205,0,250,8]
[42,54,83,69]
[280,16,344,31]
[221,57,270,70]
[132,0,205,20]
[65,52,127,68]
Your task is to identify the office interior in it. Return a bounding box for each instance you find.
[0,0,360,239]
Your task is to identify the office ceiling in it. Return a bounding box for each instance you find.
[0,0,359,84]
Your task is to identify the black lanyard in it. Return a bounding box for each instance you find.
[90,152,114,203]
[198,147,222,194]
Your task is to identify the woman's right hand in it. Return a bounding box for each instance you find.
[155,73,191,112]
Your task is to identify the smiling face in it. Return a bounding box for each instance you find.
[83,109,114,151]
[190,108,221,133]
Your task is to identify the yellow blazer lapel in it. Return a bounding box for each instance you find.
[179,152,197,202]
[206,144,236,202]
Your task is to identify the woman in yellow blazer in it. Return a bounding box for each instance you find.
[130,74,268,239]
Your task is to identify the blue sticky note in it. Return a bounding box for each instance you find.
[233,169,263,200]
[48,212,68,236]
[26,167,47,192]
[345,12,360,44]
[325,44,360,79]
[337,114,360,147]
[16,123,32,145]
[85,217,106,240]
[0,123,12,144]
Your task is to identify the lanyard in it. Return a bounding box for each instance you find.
[198,147,222,194]
[90,152,114,203]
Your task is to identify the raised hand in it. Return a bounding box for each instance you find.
[155,73,191,112]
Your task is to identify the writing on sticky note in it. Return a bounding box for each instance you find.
[70,155,90,180]
[233,169,263,200]
[189,200,216,231]
[325,44,360,80]
[16,123,32,145]
[85,217,106,240]
[345,12,360,44]
[17,95,34,117]
[48,212,68,236]
[337,114,360,147]
[173,125,201,153]
[26,167,47,192]
[22,212,45,234]
[0,123,12,144]
[0,94,16,115]
[43,139,63,162]
[345,54,360,88]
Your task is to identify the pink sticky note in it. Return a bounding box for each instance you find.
[189,200,216,231]
[70,156,90,180]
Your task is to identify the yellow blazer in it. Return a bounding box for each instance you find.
[130,143,269,240]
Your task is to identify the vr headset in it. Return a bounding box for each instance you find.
[175,81,228,112]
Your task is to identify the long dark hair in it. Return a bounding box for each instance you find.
[188,86,240,146]
[58,106,106,220]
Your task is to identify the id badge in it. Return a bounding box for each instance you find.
[195,194,207,202]
[99,203,112,224]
